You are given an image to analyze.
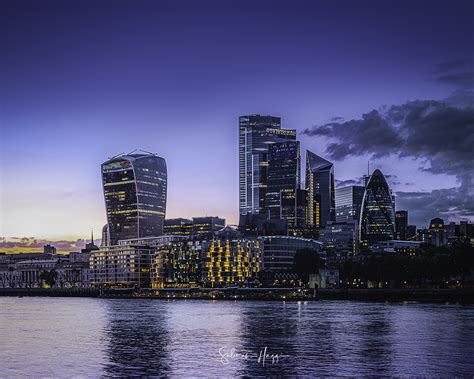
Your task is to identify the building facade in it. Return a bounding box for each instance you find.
[239,115,296,216]
[101,152,167,245]
[320,221,358,255]
[89,244,154,288]
[395,210,408,240]
[335,185,365,223]
[306,150,335,228]
[192,216,226,236]
[266,141,301,220]
[261,235,322,272]
[359,169,396,248]
[164,218,193,236]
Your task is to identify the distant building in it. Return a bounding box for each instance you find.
[359,169,396,249]
[309,269,340,289]
[373,240,423,256]
[43,244,57,255]
[164,218,193,236]
[266,141,301,223]
[261,235,322,272]
[239,115,296,216]
[305,151,335,228]
[192,216,225,236]
[320,221,358,255]
[101,152,167,245]
[428,217,447,247]
[335,185,365,223]
[395,210,408,240]
[238,213,288,236]
[407,225,417,240]
[90,244,154,288]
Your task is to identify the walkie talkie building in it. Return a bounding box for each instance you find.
[101,152,167,245]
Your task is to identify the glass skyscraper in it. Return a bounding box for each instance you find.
[239,115,296,216]
[359,169,395,247]
[101,152,167,245]
[266,141,301,221]
[305,150,335,228]
[335,185,365,223]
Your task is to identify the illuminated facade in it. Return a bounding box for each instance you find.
[151,239,202,288]
[89,244,154,288]
[266,141,301,224]
[164,218,192,236]
[101,152,167,245]
[239,115,296,216]
[335,186,365,223]
[305,151,335,228]
[192,216,225,235]
[395,210,408,240]
[201,234,262,287]
[359,169,396,248]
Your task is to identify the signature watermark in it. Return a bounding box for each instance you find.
[218,346,290,367]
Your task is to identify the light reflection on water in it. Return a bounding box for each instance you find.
[1,297,473,376]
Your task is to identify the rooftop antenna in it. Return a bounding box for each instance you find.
[91,228,94,244]
[127,149,138,155]
[368,161,370,176]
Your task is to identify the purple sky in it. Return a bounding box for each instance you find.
[1,0,473,239]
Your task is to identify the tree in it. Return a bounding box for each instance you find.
[39,270,57,288]
[293,248,321,284]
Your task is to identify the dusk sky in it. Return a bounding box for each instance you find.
[1,0,473,241]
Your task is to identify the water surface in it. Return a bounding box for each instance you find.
[1,297,473,376]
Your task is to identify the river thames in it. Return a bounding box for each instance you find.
[1,297,473,377]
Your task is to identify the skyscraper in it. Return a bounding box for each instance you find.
[266,141,301,221]
[239,115,296,216]
[101,152,167,245]
[335,186,365,223]
[359,169,395,247]
[395,210,408,240]
[305,150,335,228]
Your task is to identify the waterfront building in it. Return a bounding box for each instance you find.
[359,169,396,248]
[164,218,193,236]
[201,227,263,287]
[309,269,340,289]
[89,244,154,288]
[266,141,301,220]
[239,115,296,216]
[305,151,335,228]
[192,216,225,236]
[395,210,408,240]
[320,221,358,256]
[335,186,365,223]
[101,152,167,245]
[151,239,202,288]
[262,235,322,272]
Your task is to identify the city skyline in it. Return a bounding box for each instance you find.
[1,0,473,240]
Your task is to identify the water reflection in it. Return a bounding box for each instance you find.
[103,299,170,376]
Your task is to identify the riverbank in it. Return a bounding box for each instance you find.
[1,287,474,303]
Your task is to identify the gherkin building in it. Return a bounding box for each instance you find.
[359,169,395,248]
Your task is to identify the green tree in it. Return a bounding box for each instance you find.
[39,270,57,288]
[293,248,321,284]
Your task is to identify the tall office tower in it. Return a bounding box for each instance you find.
[305,151,336,228]
[359,169,395,248]
[266,141,301,220]
[102,152,167,245]
[335,186,365,223]
[395,210,408,240]
[101,224,109,247]
[239,115,296,216]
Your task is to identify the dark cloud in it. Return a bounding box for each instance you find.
[436,59,472,73]
[302,92,474,184]
[435,59,474,88]
[302,91,474,225]
[335,178,362,187]
[397,184,474,228]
